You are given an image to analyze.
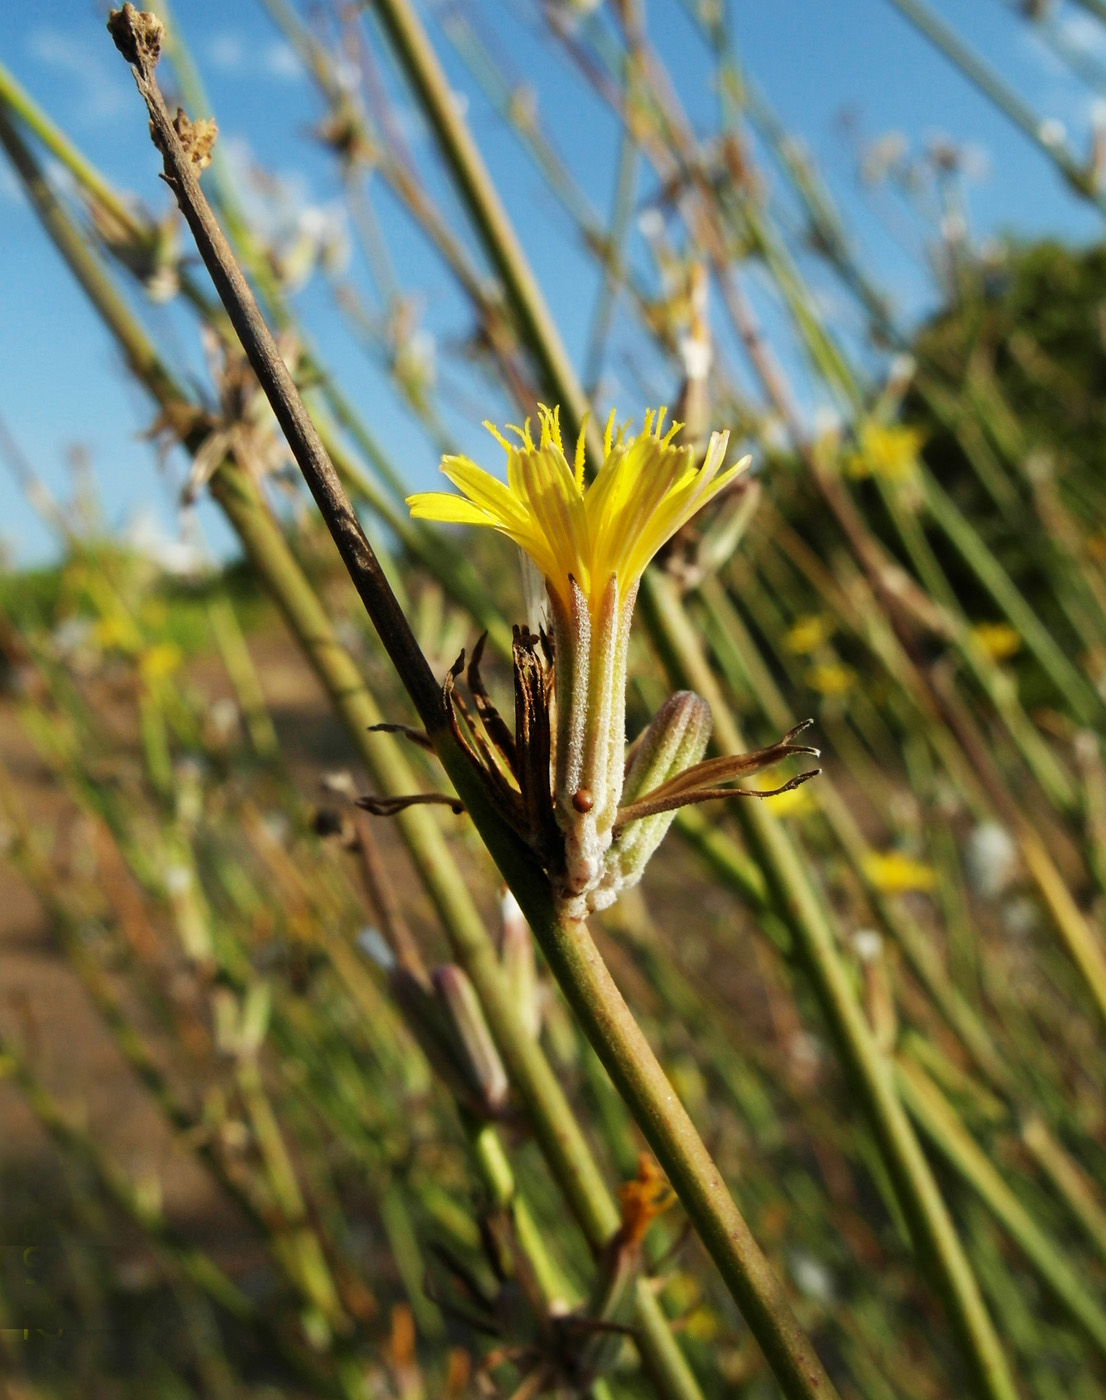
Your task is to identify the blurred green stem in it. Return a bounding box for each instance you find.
[0,1031,350,1398]
[883,0,1105,209]
[640,571,1019,1400]
[207,593,280,758]
[898,1056,1106,1358]
[369,0,600,459]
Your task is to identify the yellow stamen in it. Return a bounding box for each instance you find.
[603,407,616,459]
[482,420,512,453]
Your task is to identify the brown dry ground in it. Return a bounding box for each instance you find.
[0,624,357,1275]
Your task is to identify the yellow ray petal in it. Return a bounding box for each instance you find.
[440,455,525,526]
[406,492,496,525]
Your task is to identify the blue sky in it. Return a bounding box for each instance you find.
[3,0,1106,566]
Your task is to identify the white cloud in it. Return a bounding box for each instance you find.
[263,41,301,81]
[205,32,301,83]
[207,32,246,72]
[26,28,128,122]
[1055,11,1106,58]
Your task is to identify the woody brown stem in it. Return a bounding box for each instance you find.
[107,4,444,734]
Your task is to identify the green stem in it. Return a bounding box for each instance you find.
[1021,1117,1106,1270]
[109,14,839,1394]
[883,0,1106,211]
[0,55,143,237]
[0,1031,349,1398]
[469,1121,577,1310]
[528,906,839,1400]
[583,13,641,395]
[207,594,280,758]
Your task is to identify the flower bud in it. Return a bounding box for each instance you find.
[390,964,510,1119]
[500,889,540,1040]
[590,691,712,910]
[432,965,510,1119]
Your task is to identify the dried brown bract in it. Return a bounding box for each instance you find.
[172,109,217,172]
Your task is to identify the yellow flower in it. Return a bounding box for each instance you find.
[93,613,141,654]
[846,422,925,482]
[863,850,937,895]
[970,621,1021,662]
[750,779,813,817]
[140,642,182,682]
[405,406,812,918]
[785,614,833,655]
[407,405,744,615]
[807,662,854,696]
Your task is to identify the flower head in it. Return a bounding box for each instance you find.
[970,621,1021,663]
[407,405,745,614]
[862,850,937,895]
[402,406,817,918]
[845,422,925,483]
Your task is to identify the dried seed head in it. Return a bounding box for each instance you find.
[172,108,217,171]
[390,964,510,1120]
[107,5,164,69]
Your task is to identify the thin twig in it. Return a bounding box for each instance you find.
[107,5,444,734]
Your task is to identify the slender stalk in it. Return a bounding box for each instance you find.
[1021,1118,1106,1270]
[354,810,574,1310]
[368,0,600,458]
[207,593,280,758]
[104,12,837,1395]
[108,15,445,734]
[533,906,839,1399]
[1071,0,1106,26]
[928,663,1106,1031]
[582,4,641,396]
[0,55,144,240]
[0,51,514,658]
[0,1030,349,1398]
